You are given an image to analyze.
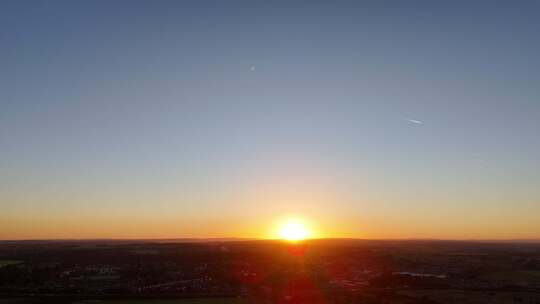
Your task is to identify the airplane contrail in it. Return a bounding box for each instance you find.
[406,119,423,124]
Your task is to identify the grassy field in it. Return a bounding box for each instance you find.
[75,299,246,304]
[398,289,540,304]
[0,301,244,304]
[0,260,22,268]
[480,270,540,283]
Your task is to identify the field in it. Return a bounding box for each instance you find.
[480,270,540,284]
[398,289,540,304]
[0,261,22,268]
[0,299,245,304]
[76,299,245,304]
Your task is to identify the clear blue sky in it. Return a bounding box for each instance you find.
[1,0,539,239]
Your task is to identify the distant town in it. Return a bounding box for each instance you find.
[1,239,540,303]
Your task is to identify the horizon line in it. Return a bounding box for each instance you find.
[1,237,539,243]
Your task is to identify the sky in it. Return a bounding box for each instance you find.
[1,0,540,240]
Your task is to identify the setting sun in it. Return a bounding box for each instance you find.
[279,220,310,241]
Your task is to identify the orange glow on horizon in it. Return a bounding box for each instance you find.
[278,219,311,241]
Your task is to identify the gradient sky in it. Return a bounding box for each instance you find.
[1,0,540,240]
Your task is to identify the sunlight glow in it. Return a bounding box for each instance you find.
[279,220,310,241]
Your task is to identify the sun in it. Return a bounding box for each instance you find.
[279,219,310,241]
